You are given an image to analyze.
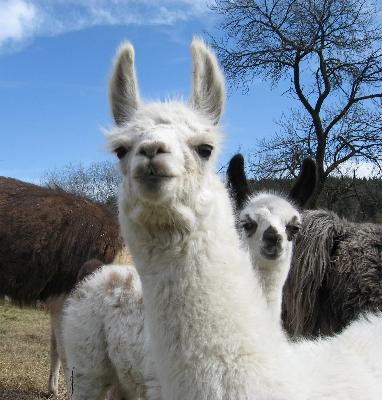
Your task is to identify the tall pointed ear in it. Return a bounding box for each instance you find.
[191,38,225,125]
[109,41,140,126]
[227,153,251,210]
[289,158,317,208]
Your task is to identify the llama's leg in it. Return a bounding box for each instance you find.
[66,369,110,400]
[48,323,61,396]
[46,296,66,396]
[63,303,115,400]
[105,384,128,400]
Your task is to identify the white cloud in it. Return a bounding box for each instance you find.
[0,0,210,52]
[0,0,39,48]
[336,160,379,179]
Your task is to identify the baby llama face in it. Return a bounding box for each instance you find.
[239,193,301,266]
[107,40,225,230]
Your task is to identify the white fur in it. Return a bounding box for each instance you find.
[241,193,382,399]
[47,247,132,399]
[238,192,301,325]
[107,38,382,400]
[62,264,161,400]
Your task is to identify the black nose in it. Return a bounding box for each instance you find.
[138,142,168,159]
[262,226,282,246]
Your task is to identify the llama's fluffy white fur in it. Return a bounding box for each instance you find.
[46,247,131,398]
[62,264,161,400]
[62,38,382,400]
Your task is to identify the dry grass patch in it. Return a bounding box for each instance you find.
[0,300,66,400]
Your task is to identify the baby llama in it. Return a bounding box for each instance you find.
[227,154,317,324]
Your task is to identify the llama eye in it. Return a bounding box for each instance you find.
[114,146,128,160]
[286,223,300,241]
[241,220,258,238]
[196,144,213,159]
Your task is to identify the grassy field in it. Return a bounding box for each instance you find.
[0,300,66,400]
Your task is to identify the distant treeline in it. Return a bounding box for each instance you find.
[249,176,382,223]
[42,162,382,223]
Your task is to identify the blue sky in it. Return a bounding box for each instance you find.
[0,0,296,182]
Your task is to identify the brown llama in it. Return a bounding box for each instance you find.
[0,176,127,396]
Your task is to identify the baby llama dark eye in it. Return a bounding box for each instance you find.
[242,220,258,237]
[286,223,300,240]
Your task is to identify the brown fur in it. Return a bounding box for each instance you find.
[76,259,104,283]
[0,176,124,304]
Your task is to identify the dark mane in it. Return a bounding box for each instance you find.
[282,209,382,337]
[0,176,124,304]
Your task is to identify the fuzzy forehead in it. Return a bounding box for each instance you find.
[242,192,300,220]
[107,101,222,148]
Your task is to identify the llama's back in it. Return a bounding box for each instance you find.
[0,176,124,303]
[293,312,382,399]
[62,264,155,399]
[325,221,382,331]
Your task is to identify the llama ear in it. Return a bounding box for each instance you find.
[109,41,140,126]
[289,158,317,208]
[227,154,251,210]
[191,38,225,125]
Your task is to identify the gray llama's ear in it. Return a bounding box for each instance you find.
[289,158,317,208]
[191,38,225,125]
[109,41,140,126]
[227,153,251,210]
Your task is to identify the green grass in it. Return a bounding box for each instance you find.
[0,300,66,400]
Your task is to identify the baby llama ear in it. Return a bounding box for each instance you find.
[191,38,225,125]
[109,41,140,126]
[227,153,251,210]
[289,158,318,208]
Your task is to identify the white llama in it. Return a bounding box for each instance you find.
[107,38,296,400]
[227,154,317,324]
[63,264,159,400]
[62,262,160,400]
[107,38,382,400]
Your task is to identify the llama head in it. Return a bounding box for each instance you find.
[107,39,225,228]
[227,155,317,264]
[240,193,302,264]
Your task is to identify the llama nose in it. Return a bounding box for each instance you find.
[137,142,168,159]
[262,226,282,246]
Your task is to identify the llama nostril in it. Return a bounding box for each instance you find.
[138,143,168,159]
[262,226,282,246]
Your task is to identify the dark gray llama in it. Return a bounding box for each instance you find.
[227,154,382,337]
[283,209,382,337]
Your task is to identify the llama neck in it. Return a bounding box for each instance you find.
[121,178,293,399]
[257,249,292,326]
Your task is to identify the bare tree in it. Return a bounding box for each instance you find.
[210,0,382,204]
[42,161,121,207]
